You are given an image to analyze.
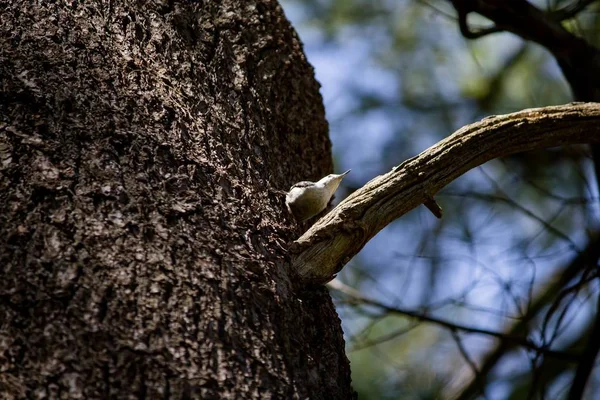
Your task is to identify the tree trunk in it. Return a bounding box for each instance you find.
[0,1,354,398]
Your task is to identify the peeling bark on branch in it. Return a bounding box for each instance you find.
[292,103,600,283]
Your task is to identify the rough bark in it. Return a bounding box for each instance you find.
[0,1,354,398]
[292,103,600,283]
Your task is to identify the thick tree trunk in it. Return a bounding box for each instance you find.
[0,1,354,398]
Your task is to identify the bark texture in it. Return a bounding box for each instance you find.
[0,1,354,398]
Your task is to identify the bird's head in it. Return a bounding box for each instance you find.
[317,169,350,194]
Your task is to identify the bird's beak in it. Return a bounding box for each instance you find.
[340,169,351,177]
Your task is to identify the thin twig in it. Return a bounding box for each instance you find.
[327,280,580,361]
[452,233,600,400]
[451,331,489,399]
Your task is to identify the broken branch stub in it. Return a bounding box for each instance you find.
[290,103,600,284]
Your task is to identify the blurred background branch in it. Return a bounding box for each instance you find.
[281,0,600,398]
[329,279,582,361]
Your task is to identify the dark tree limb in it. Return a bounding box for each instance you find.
[454,0,503,39]
[447,0,600,187]
[567,292,600,400]
[291,103,600,283]
[447,0,597,62]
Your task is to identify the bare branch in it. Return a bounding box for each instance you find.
[453,0,598,39]
[446,0,600,196]
[291,103,600,283]
[328,280,580,361]
[454,0,503,39]
[448,0,587,53]
[452,233,600,400]
[451,331,488,399]
[567,291,600,400]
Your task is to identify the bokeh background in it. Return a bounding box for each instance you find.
[280,1,600,399]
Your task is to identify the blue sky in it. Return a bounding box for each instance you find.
[279,1,598,397]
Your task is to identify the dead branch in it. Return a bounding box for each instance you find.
[291,103,600,283]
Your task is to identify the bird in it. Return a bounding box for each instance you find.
[286,170,350,222]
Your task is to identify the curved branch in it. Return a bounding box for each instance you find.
[449,0,585,52]
[447,0,600,240]
[551,0,599,21]
[455,0,503,39]
[291,103,600,283]
[447,0,600,101]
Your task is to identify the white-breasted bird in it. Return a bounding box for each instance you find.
[286,170,350,222]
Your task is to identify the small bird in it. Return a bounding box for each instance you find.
[286,170,350,222]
